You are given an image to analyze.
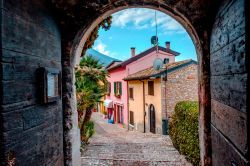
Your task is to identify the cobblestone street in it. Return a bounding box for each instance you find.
[81,112,191,166]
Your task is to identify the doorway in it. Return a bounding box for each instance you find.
[114,104,123,124]
[149,104,156,134]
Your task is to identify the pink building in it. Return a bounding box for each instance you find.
[104,42,180,128]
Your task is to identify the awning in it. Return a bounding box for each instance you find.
[114,102,124,107]
[104,99,113,108]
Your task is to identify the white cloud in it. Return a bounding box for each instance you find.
[112,8,185,33]
[93,41,110,55]
[93,40,118,58]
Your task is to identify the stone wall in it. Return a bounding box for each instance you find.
[210,0,248,165]
[166,64,198,118]
[0,0,64,165]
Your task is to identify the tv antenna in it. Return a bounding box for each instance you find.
[155,11,159,53]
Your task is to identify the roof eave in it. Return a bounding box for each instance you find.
[124,59,197,81]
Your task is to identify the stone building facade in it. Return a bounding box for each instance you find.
[105,45,179,129]
[166,64,198,118]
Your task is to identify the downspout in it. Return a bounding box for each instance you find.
[161,73,168,135]
[126,81,129,131]
[140,80,146,133]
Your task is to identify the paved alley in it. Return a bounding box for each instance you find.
[81,112,191,166]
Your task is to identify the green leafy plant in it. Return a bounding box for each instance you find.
[169,101,200,166]
[75,56,108,142]
[82,121,95,143]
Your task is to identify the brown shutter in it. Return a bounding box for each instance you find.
[129,111,134,125]
[148,81,154,95]
[129,88,133,99]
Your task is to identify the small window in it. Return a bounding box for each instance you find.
[148,81,154,95]
[107,82,111,95]
[129,87,134,99]
[129,111,134,125]
[114,81,122,97]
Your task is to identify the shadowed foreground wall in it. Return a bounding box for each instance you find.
[210,0,248,165]
[0,0,64,165]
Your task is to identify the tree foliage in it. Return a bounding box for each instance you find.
[75,56,109,142]
[169,101,200,166]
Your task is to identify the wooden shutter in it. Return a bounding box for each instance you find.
[114,82,117,95]
[118,82,122,95]
[148,81,154,95]
[107,82,111,95]
[129,88,133,99]
[109,82,111,94]
[130,111,134,125]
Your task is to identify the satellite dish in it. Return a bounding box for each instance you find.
[151,36,158,46]
[163,58,170,64]
[153,58,163,71]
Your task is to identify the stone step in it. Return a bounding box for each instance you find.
[82,152,185,161]
[81,158,190,166]
[82,146,186,162]
[83,143,177,152]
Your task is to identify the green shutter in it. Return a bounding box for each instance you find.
[114,82,117,95]
[119,82,122,95]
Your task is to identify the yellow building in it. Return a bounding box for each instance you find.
[124,59,198,135]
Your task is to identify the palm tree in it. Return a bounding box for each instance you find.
[75,56,108,141]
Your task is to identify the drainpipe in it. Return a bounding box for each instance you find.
[161,73,168,135]
[126,81,129,131]
[140,80,146,133]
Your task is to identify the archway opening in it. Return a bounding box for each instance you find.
[66,5,209,166]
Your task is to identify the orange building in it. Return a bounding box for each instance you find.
[124,59,198,134]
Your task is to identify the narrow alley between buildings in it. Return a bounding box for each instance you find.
[81,112,191,166]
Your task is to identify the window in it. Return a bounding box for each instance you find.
[107,82,111,95]
[148,81,154,95]
[129,111,134,125]
[114,81,122,97]
[129,87,134,99]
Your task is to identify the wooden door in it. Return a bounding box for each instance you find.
[149,104,156,133]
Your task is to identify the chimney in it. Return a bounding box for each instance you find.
[131,47,136,57]
[166,41,170,50]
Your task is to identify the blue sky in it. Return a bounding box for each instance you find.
[93,8,197,61]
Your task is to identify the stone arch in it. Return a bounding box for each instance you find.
[71,6,201,67]
[0,0,247,165]
[63,2,217,165]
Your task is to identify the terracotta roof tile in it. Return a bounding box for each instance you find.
[124,59,197,81]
